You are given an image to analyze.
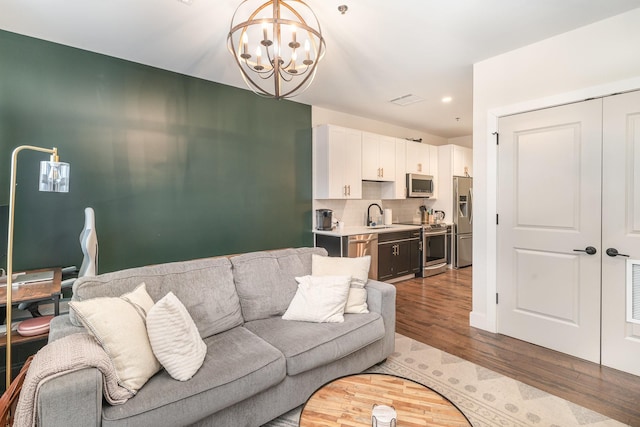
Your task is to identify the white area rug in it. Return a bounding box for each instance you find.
[264,333,628,427]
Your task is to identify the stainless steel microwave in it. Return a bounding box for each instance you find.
[406,173,435,198]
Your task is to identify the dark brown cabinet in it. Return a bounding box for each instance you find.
[378,231,420,281]
[410,236,421,274]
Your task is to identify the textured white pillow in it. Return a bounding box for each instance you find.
[312,254,371,313]
[282,275,351,323]
[69,283,161,393]
[147,292,207,381]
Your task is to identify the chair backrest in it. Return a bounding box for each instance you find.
[78,207,98,278]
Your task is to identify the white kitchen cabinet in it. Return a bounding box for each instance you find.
[362,132,396,181]
[453,145,473,177]
[381,138,407,199]
[313,125,362,199]
[429,145,439,178]
[405,141,432,175]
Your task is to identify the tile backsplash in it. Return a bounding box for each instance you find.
[314,182,437,228]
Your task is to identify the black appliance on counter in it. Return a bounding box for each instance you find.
[315,209,333,230]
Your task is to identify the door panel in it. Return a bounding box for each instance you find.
[515,126,579,229]
[377,243,395,281]
[497,99,602,363]
[514,249,579,324]
[602,90,640,376]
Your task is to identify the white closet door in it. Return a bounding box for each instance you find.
[497,99,603,363]
[602,90,640,376]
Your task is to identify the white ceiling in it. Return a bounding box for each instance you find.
[2,0,640,138]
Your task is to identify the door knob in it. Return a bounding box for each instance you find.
[606,248,629,258]
[573,246,597,255]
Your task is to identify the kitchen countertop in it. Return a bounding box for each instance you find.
[313,224,421,237]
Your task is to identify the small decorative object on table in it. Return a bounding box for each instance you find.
[372,404,397,427]
[17,316,54,337]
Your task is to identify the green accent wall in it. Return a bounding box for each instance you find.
[0,30,313,273]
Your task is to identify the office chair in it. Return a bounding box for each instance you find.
[19,207,98,317]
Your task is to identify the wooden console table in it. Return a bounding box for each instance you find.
[0,267,62,347]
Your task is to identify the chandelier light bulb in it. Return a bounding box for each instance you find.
[241,32,250,59]
[254,46,264,70]
[303,39,312,64]
[289,25,299,49]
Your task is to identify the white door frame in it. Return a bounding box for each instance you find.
[474,76,640,333]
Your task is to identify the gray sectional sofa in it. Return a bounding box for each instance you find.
[38,247,396,426]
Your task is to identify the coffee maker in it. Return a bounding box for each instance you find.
[315,209,333,230]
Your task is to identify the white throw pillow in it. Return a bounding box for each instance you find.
[282,275,351,323]
[147,292,207,381]
[69,283,161,393]
[312,254,371,313]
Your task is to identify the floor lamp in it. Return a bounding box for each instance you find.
[5,145,70,387]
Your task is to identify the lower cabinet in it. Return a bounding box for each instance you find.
[378,231,421,282]
[410,237,421,274]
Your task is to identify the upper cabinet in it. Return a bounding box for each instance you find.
[452,145,473,177]
[362,132,396,181]
[381,138,408,200]
[405,141,434,175]
[313,125,362,199]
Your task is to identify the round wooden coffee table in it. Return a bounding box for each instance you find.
[300,373,471,426]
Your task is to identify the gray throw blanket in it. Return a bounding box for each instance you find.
[13,333,134,427]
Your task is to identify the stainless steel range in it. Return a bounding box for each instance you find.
[421,223,448,277]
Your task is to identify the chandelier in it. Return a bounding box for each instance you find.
[228,0,326,100]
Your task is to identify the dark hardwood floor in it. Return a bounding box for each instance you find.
[394,267,640,426]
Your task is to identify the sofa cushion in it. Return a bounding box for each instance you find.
[146,292,207,381]
[102,326,286,426]
[69,283,161,393]
[282,275,351,323]
[244,312,385,376]
[230,247,328,322]
[71,257,243,339]
[312,254,371,314]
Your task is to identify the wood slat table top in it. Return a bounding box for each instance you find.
[0,268,61,305]
[300,373,471,427]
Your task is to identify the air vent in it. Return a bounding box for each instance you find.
[389,94,424,106]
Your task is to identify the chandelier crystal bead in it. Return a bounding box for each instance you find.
[228,0,326,100]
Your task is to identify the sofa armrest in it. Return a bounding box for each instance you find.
[37,368,103,427]
[40,315,103,426]
[366,280,396,359]
[48,314,86,343]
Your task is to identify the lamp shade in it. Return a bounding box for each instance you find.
[39,160,70,192]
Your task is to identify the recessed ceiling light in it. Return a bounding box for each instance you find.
[389,94,424,106]
[441,96,452,103]
[178,0,193,5]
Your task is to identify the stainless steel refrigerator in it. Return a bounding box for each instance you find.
[453,176,472,268]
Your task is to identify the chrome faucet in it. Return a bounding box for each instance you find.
[367,203,383,226]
